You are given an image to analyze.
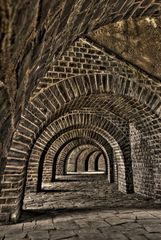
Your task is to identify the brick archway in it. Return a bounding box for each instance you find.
[1,59,161,222]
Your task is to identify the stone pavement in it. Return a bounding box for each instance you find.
[1,175,161,240]
[24,175,159,210]
[1,209,161,240]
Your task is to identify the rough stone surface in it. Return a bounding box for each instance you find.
[1,175,161,240]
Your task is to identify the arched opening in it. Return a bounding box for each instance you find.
[1,37,160,223]
[94,153,107,173]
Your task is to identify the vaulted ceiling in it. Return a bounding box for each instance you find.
[0,0,161,224]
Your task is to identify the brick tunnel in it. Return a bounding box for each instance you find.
[0,1,161,239]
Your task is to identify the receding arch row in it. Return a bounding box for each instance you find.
[76,149,106,174]
[33,125,130,194]
[3,109,132,222]
[63,145,101,173]
[7,77,159,179]
[63,145,106,174]
[25,111,130,192]
[27,128,116,193]
[55,143,102,175]
[93,152,106,172]
[23,73,160,139]
[6,73,160,180]
[10,71,160,160]
[2,72,160,222]
[53,141,108,179]
[15,110,128,181]
[42,139,109,185]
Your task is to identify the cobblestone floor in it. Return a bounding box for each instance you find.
[1,175,161,240]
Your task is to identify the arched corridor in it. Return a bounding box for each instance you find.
[0,1,161,239]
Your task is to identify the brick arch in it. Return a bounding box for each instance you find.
[29,111,128,182]
[1,2,161,224]
[1,71,160,222]
[6,72,160,181]
[1,108,131,222]
[95,153,107,172]
[95,152,103,170]
[65,144,100,174]
[55,139,110,179]
[25,111,128,185]
[84,150,102,172]
[76,148,98,172]
[55,141,107,176]
[2,2,161,166]
[7,3,161,117]
[85,150,106,172]
[9,70,160,161]
[35,126,129,194]
[43,138,109,183]
[6,71,159,181]
[27,72,160,129]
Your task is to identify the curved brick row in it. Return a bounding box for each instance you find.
[66,146,100,174]
[51,137,113,182]
[94,153,107,172]
[34,126,127,193]
[58,144,100,175]
[6,69,159,180]
[1,39,161,223]
[76,148,99,172]
[84,150,104,172]
[43,142,96,183]
[1,2,161,225]
[42,142,101,184]
[7,71,160,171]
[56,143,101,176]
[33,38,161,98]
[25,111,128,190]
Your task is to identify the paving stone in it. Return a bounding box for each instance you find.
[117,213,136,220]
[49,230,77,240]
[98,211,118,218]
[28,230,49,240]
[75,219,110,229]
[23,221,37,231]
[105,216,134,225]
[53,215,74,223]
[35,218,55,230]
[144,233,161,240]
[4,232,27,240]
[23,176,158,211]
[133,212,157,220]
[137,219,161,224]
[53,220,79,230]
[76,230,105,240]
[146,211,161,219]
[143,224,161,233]
[102,232,129,240]
[1,209,161,239]
[128,235,148,240]
[5,223,24,235]
[101,224,146,235]
[117,222,143,230]
[1,177,161,239]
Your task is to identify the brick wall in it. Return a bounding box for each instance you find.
[130,116,161,198]
[0,37,160,224]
